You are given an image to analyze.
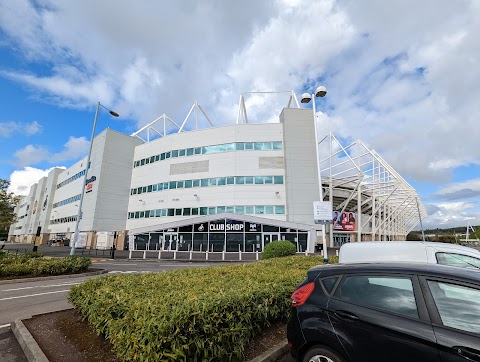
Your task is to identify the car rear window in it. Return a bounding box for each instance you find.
[321,277,339,294]
[335,276,418,319]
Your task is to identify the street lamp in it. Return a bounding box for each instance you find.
[70,102,119,256]
[300,86,329,262]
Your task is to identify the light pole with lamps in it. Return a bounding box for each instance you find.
[300,86,329,262]
[70,102,119,256]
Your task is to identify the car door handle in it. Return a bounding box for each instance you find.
[453,346,480,361]
[334,310,359,321]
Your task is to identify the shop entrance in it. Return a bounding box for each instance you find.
[162,233,178,251]
[263,233,279,250]
[333,234,351,247]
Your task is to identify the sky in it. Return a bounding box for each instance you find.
[0,0,479,230]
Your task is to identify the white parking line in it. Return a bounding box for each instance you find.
[0,290,70,302]
[3,282,81,292]
[95,263,137,266]
[0,323,11,329]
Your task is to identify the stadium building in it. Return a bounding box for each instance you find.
[8,92,426,258]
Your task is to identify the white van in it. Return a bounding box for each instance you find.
[339,241,480,269]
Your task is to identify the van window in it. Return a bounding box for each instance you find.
[436,253,480,269]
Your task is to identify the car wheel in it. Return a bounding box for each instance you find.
[302,346,345,362]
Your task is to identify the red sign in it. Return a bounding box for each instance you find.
[332,211,356,231]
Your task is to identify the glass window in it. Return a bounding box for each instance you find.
[183,208,191,216]
[157,183,163,191]
[217,206,226,213]
[235,206,245,214]
[245,206,254,214]
[245,142,253,150]
[428,280,480,334]
[135,212,140,218]
[322,277,339,294]
[163,182,169,190]
[161,153,166,160]
[187,148,194,156]
[167,209,174,216]
[179,149,186,157]
[133,189,137,195]
[201,179,209,187]
[255,206,265,214]
[226,206,234,213]
[150,156,155,163]
[255,176,264,184]
[236,176,245,185]
[274,176,284,184]
[245,176,254,184]
[169,181,177,189]
[142,187,147,193]
[155,155,160,162]
[264,176,273,184]
[275,206,285,214]
[273,141,282,150]
[436,253,480,269]
[175,208,182,216]
[254,142,263,150]
[161,209,167,217]
[236,143,245,151]
[217,177,226,186]
[177,181,184,188]
[226,143,235,151]
[165,152,171,158]
[265,206,274,214]
[202,146,208,154]
[193,179,200,187]
[155,209,161,217]
[172,150,179,158]
[217,144,227,152]
[192,208,199,215]
[140,211,145,218]
[194,147,202,155]
[152,184,157,192]
[145,159,149,164]
[208,207,216,215]
[263,142,272,150]
[140,159,145,166]
[335,276,418,319]
[200,207,208,215]
[185,180,193,188]
[227,177,235,185]
[209,178,217,186]
[147,185,153,192]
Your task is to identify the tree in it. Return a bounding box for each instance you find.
[0,179,19,236]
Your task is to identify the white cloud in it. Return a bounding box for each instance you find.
[422,201,480,229]
[13,136,89,167]
[432,178,480,201]
[0,121,42,138]
[8,166,65,196]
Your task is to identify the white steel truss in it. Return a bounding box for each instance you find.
[317,132,426,242]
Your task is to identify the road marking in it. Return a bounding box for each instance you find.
[0,323,11,328]
[3,282,81,292]
[95,263,137,266]
[0,290,70,302]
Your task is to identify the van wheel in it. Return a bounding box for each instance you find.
[302,346,345,362]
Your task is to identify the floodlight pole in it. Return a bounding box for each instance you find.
[70,102,118,256]
[311,94,328,262]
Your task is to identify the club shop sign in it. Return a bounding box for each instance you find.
[85,176,97,193]
[209,222,244,232]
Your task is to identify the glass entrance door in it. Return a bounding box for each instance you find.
[163,233,178,251]
[333,234,351,247]
[263,233,279,250]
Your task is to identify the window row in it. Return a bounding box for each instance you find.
[50,215,78,225]
[128,205,286,219]
[53,194,81,208]
[56,169,86,189]
[133,141,283,168]
[131,175,284,195]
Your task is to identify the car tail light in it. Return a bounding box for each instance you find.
[291,282,314,306]
[287,341,293,347]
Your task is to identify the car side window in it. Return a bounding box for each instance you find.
[427,280,480,334]
[436,253,480,269]
[321,277,339,294]
[335,276,418,318]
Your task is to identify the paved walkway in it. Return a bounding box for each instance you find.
[0,331,27,362]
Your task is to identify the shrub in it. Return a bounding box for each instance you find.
[0,255,91,277]
[261,240,297,259]
[69,256,325,362]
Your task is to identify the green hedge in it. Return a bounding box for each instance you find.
[68,256,326,361]
[262,240,297,259]
[0,253,91,277]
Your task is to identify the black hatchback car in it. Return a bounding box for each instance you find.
[287,263,480,362]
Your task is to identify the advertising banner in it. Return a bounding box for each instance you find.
[332,211,356,231]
